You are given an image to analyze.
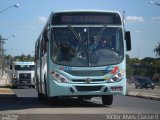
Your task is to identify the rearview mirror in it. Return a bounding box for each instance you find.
[125,31,131,51]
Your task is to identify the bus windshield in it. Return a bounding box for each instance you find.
[15,65,35,71]
[51,26,124,67]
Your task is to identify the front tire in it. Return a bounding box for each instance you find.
[12,85,17,89]
[101,95,113,106]
[47,97,59,105]
[38,92,44,100]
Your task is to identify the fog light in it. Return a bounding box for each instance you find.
[103,87,108,92]
[70,87,75,93]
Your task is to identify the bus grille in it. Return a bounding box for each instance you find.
[71,79,105,83]
[66,70,111,77]
[75,86,102,92]
[19,73,31,79]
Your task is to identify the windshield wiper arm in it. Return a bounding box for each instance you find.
[89,24,108,39]
[68,25,81,42]
[97,24,108,36]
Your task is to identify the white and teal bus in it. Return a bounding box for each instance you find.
[35,10,131,105]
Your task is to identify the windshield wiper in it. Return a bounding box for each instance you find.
[68,25,81,42]
[89,24,108,39]
[99,24,108,35]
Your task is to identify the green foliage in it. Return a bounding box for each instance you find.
[14,54,34,62]
[126,64,134,77]
[126,54,160,81]
[5,54,34,66]
[154,42,160,58]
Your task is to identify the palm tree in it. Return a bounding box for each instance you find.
[154,42,160,58]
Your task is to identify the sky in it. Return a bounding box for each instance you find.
[0,0,160,59]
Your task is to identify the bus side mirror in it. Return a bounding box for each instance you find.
[125,31,131,51]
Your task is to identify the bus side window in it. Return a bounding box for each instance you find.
[40,43,43,57]
[37,39,40,60]
[43,29,49,53]
[40,36,44,57]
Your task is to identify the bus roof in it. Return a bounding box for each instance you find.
[13,61,34,65]
[52,9,121,14]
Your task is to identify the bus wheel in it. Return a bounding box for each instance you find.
[38,92,44,100]
[29,85,33,88]
[78,96,92,101]
[78,96,85,101]
[32,85,35,89]
[101,95,113,106]
[12,85,17,89]
[44,74,48,101]
[48,97,58,105]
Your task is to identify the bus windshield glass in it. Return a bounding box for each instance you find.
[51,27,124,67]
[15,65,35,71]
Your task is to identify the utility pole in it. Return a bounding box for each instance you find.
[0,35,16,76]
[0,35,1,76]
[0,35,1,56]
[122,10,126,29]
[1,40,5,76]
[0,37,5,76]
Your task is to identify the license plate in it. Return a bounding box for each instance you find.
[22,81,28,83]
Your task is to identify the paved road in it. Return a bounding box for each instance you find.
[0,88,160,120]
[0,88,160,113]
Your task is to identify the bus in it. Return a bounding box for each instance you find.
[35,10,131,105]
[10,61,35,88]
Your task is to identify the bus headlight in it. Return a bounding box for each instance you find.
[108,70,125,83]
[50,71,69,83]
[13,75,17,80]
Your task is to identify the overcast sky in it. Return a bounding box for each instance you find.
[0,0,160,58]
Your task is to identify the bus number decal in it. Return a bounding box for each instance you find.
[60,66,72,71]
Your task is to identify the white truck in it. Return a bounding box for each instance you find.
[10,61,35,88]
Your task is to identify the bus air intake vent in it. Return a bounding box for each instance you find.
[66,70,111,76]
[75,86,102,92]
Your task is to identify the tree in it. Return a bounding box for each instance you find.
[20,54,26,61]
[9,54,34,62]
[5,55,13,66]
[154,42,160,58]
[126,54,134,78]
[126,64,134,78]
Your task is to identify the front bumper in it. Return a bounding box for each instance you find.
[12,79,35,86]
[48,79,126,97]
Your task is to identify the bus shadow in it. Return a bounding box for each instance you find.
[0,97,107,111]
[45,97,105,108]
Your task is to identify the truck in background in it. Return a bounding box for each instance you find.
[10,61,35,88]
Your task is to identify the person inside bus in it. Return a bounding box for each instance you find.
[98,37,114,50]
[89,37,98,54]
